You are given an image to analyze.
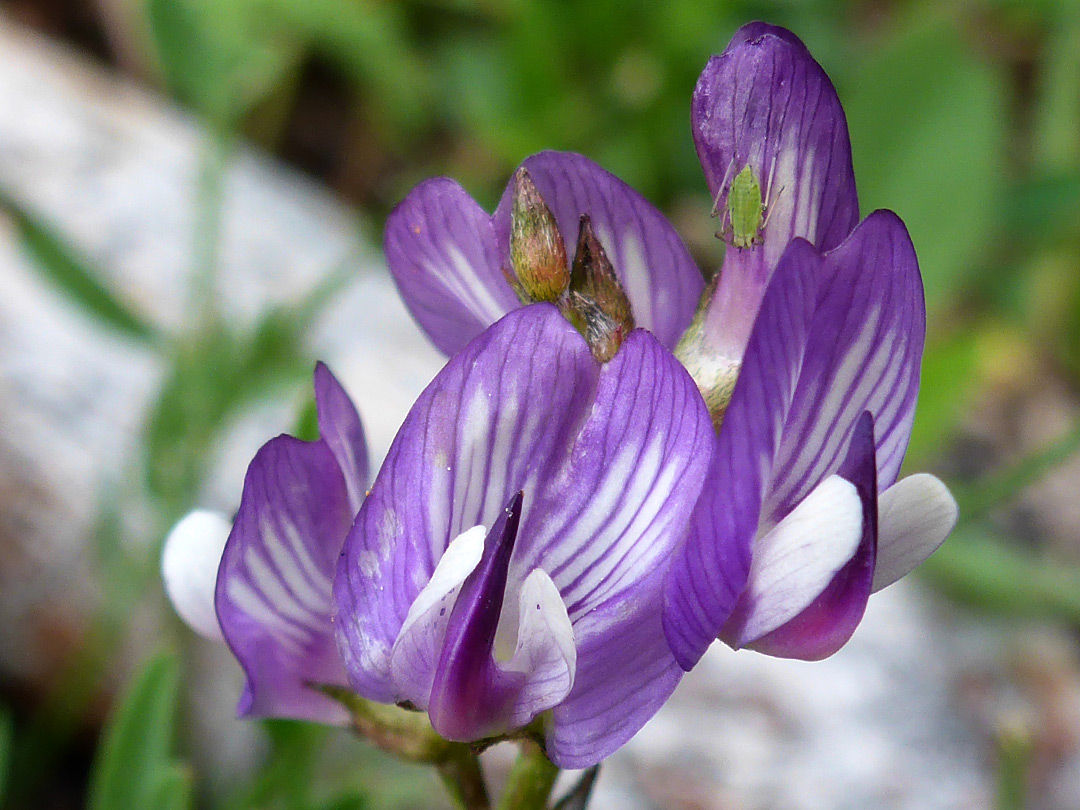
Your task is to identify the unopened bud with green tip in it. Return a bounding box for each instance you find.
[560,215,635,363]
[509,168,570,303]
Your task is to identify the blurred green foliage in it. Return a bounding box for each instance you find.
[3,0,1080,807]
[87,653,192,810]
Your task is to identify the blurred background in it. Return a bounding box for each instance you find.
[0,0,1078,807]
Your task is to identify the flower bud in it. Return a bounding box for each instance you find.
[560,215,635,363]
[509,168,570,303]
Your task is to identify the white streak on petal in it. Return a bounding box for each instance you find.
[739,475,863,643]
[504,568,576,728]
[226,579,307,655]
[162,510,230,642]
[432,246,508,325]
[390,525,486,707]
[242,545,325,630]
[872,474,958,592]
[612,227,653,333]
[456,388,494,534]
[260,518,332,609]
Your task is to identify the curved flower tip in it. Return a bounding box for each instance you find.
[385,151,703,356]
[693,22,858,263]
[213,363,369,725]
[335,304,714,767]
[162,509,231,642]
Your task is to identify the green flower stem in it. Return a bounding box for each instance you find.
[995,720,1032,810]
[496,741,559,810]
[190,129,230,329]
[318,685,490,809]
[438,747,491,810]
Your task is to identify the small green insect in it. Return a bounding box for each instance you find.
[712,164,779,249]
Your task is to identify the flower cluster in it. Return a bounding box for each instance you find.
[163,23,957,771]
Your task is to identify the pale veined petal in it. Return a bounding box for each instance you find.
[664,238,821,670]
[385,178,519,356]
[872,474,958,592]
[389,525,486,709]
[727,475,863,645]
[764,210,925,522]
[334,305,599,703]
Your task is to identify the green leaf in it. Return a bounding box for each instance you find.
[0,192,157,343]
[146,0,299,126]
[87,653,184,810]
[1033,7,1080,170]
[257,0,429,136]
[1004,172,1080,244]
[844,11,1007,310]
[148,763,195,810]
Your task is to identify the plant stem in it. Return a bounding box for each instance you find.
[496,741,558,810]
[553,766,600,810]
[190,128,230,329]
[319,685,491,809]
[438,747,490,810]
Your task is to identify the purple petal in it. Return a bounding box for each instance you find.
[493,151,704,349]
[547,569,681,769]
[693,22,859,264]
[873,474,957,592]
[334,305,599,703]
[664,239,821,670]
[521,328,715,765]
[744,411,879,660]
[513,327,715,620]
[216,436,352,724]
[384,177,519,356]
[314,362,369,512]
[763,210,925,523]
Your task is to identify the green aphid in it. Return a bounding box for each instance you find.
[719,164,765,249]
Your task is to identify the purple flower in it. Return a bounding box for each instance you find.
[383,22,957,673]
[163,312,713,768]
[162,21,959,775]
[162,363,369,725]
[334,305,713,767]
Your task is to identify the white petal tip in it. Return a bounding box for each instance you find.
[872,474,958,592]
[162,509,231,641]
